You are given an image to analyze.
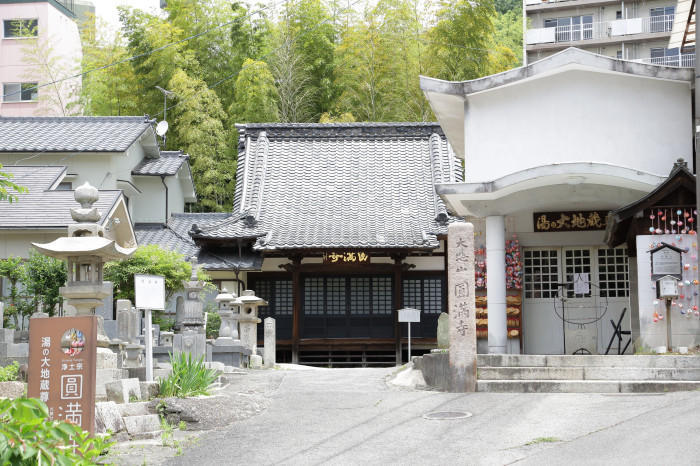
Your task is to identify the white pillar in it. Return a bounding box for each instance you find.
[486,215,507,354]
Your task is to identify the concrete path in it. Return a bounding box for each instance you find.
[168,366,700,465]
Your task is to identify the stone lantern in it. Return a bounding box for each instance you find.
[214,288,240,343]
[32,182,136,347]
[237,290,267,355]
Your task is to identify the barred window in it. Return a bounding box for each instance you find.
[249,278,293,317]
[304,278,324,315]
[598,248,629,298]
[350,277,371,315]
[372,277,393,315]
[402,276,445,314]
[302,276,393,316]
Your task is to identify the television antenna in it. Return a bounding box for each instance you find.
[155,86,174,147]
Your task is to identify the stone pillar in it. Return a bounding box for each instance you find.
[436,312,449,349]
[448,222,477,392]
[264,317,276,368]
[486,215,507,354]
[628,256,641,351]
[116,299,131,343]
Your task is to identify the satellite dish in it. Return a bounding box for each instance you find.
[156,120,169,137]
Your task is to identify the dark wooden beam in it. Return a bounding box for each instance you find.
[290,256,302,364]
[392,254,405,365]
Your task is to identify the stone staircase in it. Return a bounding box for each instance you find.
[96,400,162,441]
[476,354,700,393]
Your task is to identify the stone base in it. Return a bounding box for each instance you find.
[97,347,118,369]
[249,354,263,369]
[173,332,206,361]
[153,346,174,364]
[105,378,141,404]
[208,342,250,368]
[96,368,129,398]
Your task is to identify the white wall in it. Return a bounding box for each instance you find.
[0,230,62,258]
[465,69,692,182]
[636,234,700,350]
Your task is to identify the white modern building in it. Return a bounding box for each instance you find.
[420,48,694,355]
[0,0,82,116]
[525,0,693,67]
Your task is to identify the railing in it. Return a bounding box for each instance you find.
[527,14,675,45]
[632,53,696,68]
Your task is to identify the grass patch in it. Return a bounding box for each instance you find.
[525,437,560,446]
[159,352,220,398]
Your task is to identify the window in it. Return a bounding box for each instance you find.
[650,7,675,33]
[616,11,623,19]
[402,276,445,314]
[524,249,560,299]
[3,83,38,102]
[3,19,38,38]
[651,47,680,66]
[598,248,629,298]
[303,276,393,316]
[616,50,623,59]
[545,15,593,42]
[564,249,592,298]
[253,278,293,318]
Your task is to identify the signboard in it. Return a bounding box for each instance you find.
[656,275,680,299]
[322,251,370,264]
[650,243,683,280]
[398,308,421,323]
[134,274,165,310]
[27,316,97,434]
[534,211,607,232]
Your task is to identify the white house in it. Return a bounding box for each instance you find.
[420,48,694,355]
[0,116,197,237]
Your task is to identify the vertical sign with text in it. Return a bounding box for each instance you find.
[27,316,97,434]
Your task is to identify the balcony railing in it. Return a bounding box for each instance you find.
[526,14,674,45]
[632,53,696,68]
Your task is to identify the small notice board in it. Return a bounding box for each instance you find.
[134,274,165,310]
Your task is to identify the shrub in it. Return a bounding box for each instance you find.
[0,397,113,465]
[0,362,19,382]
[159,352,220,398]
[205,312,221,339]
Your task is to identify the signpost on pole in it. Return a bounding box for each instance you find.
[397,308,421,362]
[134,274,165,382]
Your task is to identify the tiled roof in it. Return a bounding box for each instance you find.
[193,122,463,250]
[0,166,121,229]
[135,213,262,270]
[0,116,155,153]
[132,151,189,176]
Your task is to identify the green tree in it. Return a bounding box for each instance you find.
[22,252,66,317]
[79,13,141,116]
[229,59,279,123]
[426,0,497,81]
[491,8,523,68]
[0,257,25,327]
[0,164,26,203]
[104,244,208,303]
[167,69,234,211]
[281,0,338,118]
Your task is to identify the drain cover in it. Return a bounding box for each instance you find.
[422,411,472,420]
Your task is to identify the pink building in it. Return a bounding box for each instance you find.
[0,0,82,116]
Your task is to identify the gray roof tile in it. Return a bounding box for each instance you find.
[0,166,121,229]
[195,122,463,250]
[132,151,189,176]
[0,116,154,153]
[135,213,262,270]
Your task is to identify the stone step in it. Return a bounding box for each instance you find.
[478,366,700,381]
[477,379,700,393]
[122,414,162,440]
[477,354,700,369]
[117,401,153,417]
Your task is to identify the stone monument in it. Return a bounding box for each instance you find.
[436,312,449,349]
[447,222,477,392]
[263,317,276,369]
[173,258,206,360]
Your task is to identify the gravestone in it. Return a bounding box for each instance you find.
[264,317,276,368]
[436,313,449,349]
[447,222,477,392]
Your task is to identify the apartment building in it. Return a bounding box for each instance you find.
[0,0,82,116]
[525,0,693,67]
